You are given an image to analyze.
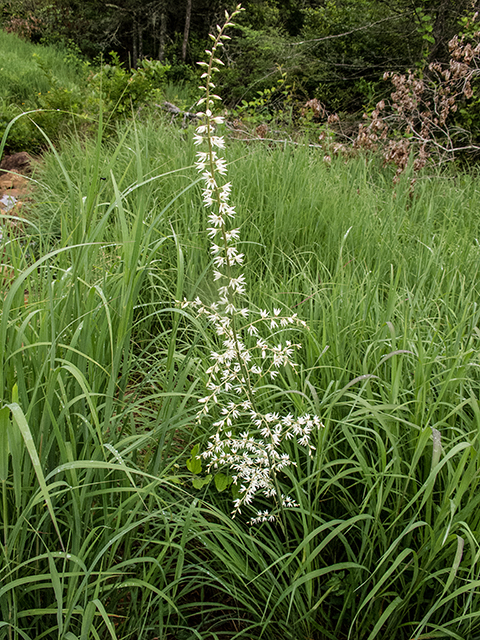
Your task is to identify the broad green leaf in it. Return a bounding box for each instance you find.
[192,474,212,489]
[366,596,403,640]
[47,552,63,636]
[186,444,202,474]
[90,599,118,640]
[8,402,65,551]
[214,472,233,492]
[80,601,96,640]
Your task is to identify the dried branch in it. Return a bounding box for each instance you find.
[325,18,480,181]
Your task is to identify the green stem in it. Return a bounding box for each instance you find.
[269,456,289,544]
[204,15,256,410]
[2,479,7,553]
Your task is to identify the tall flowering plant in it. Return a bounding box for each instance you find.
[182,4,322,525]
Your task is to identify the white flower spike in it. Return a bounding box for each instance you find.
[186,3,323,524]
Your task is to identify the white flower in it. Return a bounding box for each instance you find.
[213,255,226,267]
[219,182,232,197]
[202,171,217,188]
[228,275,246,294]
[202,189,214,207]
[219,202,236,217]
[215,158,228,174]
[225,228,240,241]
[209,213,224,227]
[189,14,322,522]
[226,246,244,264]
[211,136,226,149]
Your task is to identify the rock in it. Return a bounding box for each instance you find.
[0,194,17,212]
[0,152,32,222]
[0,152,32,175]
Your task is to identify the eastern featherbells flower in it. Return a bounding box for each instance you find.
[186,3,323,524]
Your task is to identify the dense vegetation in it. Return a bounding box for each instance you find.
[2,0,480,111]
[2,5,480,640]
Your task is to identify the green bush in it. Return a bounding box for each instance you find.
[88,52,171,118]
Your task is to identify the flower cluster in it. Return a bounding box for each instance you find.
[184,5,323,523]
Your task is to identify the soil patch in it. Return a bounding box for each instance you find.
[0,151,33,217]
[0,152,34,291]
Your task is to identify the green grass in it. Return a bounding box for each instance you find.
[0,28,178,154]
[2,115,480,639]
[0,29,83,101]
[0,28,90,153]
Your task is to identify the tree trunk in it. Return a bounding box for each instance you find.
[158,0,166,62]
[137,14,143,62]
[182,0,192,62]
[132,12,138,68]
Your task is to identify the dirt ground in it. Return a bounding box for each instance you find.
[0,152,33,288]
[0,151,32,215]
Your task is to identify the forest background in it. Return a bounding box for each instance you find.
[3,0,480,136]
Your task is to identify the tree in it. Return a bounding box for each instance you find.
[182,0,193,61]
[156,0,167,61]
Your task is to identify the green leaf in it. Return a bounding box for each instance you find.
[90,599,118,640]
[214,472,233,493]
[0,407,9,482]
[192,474,212,490]
[8,402,65,551]
[366,596,403,640]
[186,444,202,474]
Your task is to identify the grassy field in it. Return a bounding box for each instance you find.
[0,29,84,101]
[2,79,480,640]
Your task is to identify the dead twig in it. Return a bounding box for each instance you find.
[156,101,197,127]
